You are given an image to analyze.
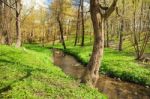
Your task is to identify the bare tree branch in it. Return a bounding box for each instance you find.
[103,0,118,19]
[0,0,17,10]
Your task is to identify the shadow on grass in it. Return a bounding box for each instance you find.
[0,70,32,94]
[0,59,50,95]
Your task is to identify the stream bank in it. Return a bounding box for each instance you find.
[53,49,150,99]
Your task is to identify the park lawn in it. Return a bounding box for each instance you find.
[53,40,150,86]
[0,44,106,99]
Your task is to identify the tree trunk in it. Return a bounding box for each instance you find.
[15,0,22,48]
[52,28,56,46]
[0,0,4,44]
[53,34,56,46]
[81,0,118,87]
[74,1,81,46]
[106,20,109,47]
[81,0,105,87]
[118,0,125,51]
[1,0,10,45]
[118,20,123,51]
[16,12,21,47]
[80,0,85,46]
[57,17,66,49]
[67,20,70,40]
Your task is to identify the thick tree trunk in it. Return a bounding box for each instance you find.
[81,0,118,87]
[1,0,10,45]
[16,12,21,47]
[1,1,8,44]
[15,0,22,48]
[81,0,105,87]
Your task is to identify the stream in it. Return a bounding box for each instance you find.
[52,49,150,99]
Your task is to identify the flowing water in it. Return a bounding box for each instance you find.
[52,49,150,99]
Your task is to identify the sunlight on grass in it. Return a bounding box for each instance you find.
[53,40,150,86]
[0,45,106,99]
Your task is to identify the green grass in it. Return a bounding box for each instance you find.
[0,44,106,99]
[53,40,150,86]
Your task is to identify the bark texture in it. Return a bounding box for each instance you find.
[15,0,22,48]
[81,0,118,87]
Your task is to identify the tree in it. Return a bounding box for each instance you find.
[81,0,118,87]
[131,0,150,60]
[15,0,22,47]
[118,0,125,51]
[0,0,2,43]
[74,0,81,46]
[0,0,22,47]
[50,0,73,49]
[0,0,13,45]
[56,0,66,49]
[103,0,109,48]
[105,20,109,47]
[80,0,85,46]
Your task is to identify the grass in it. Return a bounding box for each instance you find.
[52,40,150,86]
[0,44,106,99]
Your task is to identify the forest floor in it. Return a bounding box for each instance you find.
[0,44,106,99]
[52,40,150,87]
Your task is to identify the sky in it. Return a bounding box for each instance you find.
[22,0,51,9]
[22,0,89,10]
[46,0,52,4]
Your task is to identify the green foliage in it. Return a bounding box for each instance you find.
[0,45,106,99]
[53,40,150,86]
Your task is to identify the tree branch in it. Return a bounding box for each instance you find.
[0,0,17,11]
[99,4,109,11]
[103,0,118,19]
[21,6,34,24]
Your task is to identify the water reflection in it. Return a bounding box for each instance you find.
[53,49,150,99]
